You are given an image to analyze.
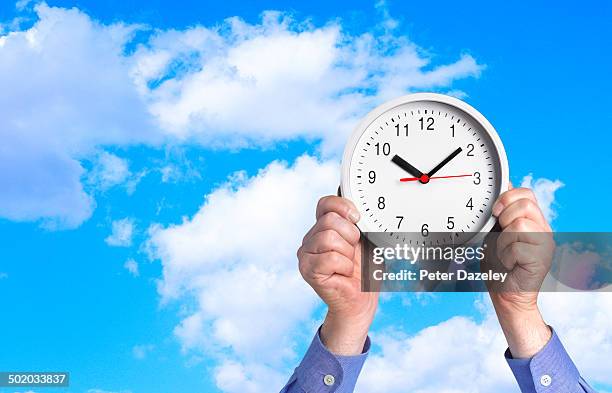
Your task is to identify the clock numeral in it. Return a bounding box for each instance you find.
[419,117,434,131]
[450,124,455,137]
[378,196,386,209]
[421,223,429,237]
[446,217,455,230]
[466,143,475,156]
[375,142,391,156]
[395,123,409,136]
[368,170,376,184]
[473,171,481,185]
[395,216,404,229]
[466,197,474,210]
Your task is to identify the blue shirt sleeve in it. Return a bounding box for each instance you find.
[282,325,596,393]
[505,327,597,392]
[280,327,370,393]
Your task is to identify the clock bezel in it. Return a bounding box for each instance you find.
[340,92,510,241]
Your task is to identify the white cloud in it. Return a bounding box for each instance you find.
[123,258,139,277]
[133,12,483,153]
[0,146,95,229]
[15,0,33,11]
[0,4,156,228]
[132,344,154,359]
[538,292,612,382]
[105,218,135,247]
[445,89,468,99]
[88,152,131,190]
[125,169,148,195]
[357,307,515,393]
[157,148,202,184]
[215,359,287,393]
[520,174,564,223]
[357,293,612,393]
[147,155,339,392]
[0,4,482,227]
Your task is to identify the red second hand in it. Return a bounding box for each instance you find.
[400,174,472,182]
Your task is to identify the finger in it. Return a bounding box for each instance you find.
[498,242,542,272]
[492,187,537,217]
[316,195,360,223]
[497,198,550,231]
[301,251,355,279]
[496,220,551,260]
[304,212,361,246]
[301,229,355,259]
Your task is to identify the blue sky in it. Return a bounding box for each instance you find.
[0,1,610,392]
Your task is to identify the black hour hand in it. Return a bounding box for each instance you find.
[391,154,424,179]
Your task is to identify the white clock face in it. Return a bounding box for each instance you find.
[341,93,509,246]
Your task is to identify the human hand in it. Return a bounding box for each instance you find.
[298,196,379,355]
[486,185,555,358]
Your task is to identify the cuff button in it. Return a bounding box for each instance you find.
[540,374,552,387]
[323,374,335,386]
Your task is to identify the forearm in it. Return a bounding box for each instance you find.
[320,310,372,356]
[493,296,598,393]
[491,295,551,358]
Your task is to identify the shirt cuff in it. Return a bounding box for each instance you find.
[290,327,370,392]
[505,327,584,392]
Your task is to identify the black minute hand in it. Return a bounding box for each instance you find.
[427,147,463,178]
[391,154,424,178]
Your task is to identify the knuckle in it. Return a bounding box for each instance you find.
[316,196,331,211]
[513,217,531,232]
[317,195,337,210]
[526,188,536,199]
[328,251,341,265]
[309,257,323,274]
[508,243,522,258]
[341,197,356,212]
[320,229,338,247]
[521,187,536,200]
[499,213,512,228]
[499,190,513,204]
[498,214,509,228]
[519,198,536,213]
[320,212,340,227]
[496,232,508,248]
[319,195,332,204]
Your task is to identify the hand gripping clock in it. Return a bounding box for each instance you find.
[340,93,509,246]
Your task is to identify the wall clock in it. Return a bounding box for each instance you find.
[340,93,509,246]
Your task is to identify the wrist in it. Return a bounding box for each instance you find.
[492,296,551,359]
[320,311,372,356]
